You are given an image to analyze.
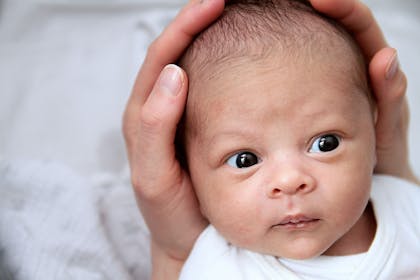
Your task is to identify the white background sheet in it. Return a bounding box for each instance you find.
[0,0,419,279]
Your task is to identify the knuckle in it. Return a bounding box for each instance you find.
[131,160,182,202]
[140,107,165,134]
[131,175,158,201]
[364,7,374,25]
[131,173,167,202]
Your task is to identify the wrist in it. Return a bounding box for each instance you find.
[151,239,186,280]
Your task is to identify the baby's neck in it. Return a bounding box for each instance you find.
[323,201,376,256]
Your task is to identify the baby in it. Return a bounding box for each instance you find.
[176,0,420,278]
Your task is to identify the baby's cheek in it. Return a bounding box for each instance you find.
[218,222,256,248]
[212,207,261,247]
[194,191,213,220]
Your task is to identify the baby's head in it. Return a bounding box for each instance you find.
[178,0,377,259]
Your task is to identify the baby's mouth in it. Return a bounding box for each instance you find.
[273,215,320,229]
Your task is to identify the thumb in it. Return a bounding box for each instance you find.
[134,64,189,197]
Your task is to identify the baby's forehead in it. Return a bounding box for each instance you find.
[185,52,369,139]
[185,24,370,116]
[189,44,365,100]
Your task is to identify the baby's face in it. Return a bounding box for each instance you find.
[185,54,376,259]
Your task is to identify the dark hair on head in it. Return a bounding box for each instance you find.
[179,0,366,79]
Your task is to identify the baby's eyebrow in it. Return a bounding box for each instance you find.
[208,128,259,146]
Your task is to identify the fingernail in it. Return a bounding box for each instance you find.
[159,64,183,96]
[385,51,399,80]
[190,0,205,4]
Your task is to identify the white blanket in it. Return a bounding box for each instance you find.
[0,0,419,279]
[0,159,149,279]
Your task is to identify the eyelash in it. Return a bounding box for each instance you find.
[226,151,260,169]
[223,134,342,169]
[308,134,341,153]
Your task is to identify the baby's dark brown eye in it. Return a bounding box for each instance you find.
[227,152,259,168]
[310,134,340,153]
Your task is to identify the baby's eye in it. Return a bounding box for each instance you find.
[309,134,340,153]
[226,151,260,168]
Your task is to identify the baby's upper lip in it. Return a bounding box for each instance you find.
[276,214,319,226]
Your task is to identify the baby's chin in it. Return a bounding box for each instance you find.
[241,241,331,260]
[274,249,325,260]
[223,228,335,260]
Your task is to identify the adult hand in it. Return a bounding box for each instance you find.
[122,1,224,278]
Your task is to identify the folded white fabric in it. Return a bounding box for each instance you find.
[0,159,150,280]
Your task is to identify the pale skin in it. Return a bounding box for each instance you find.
[122,0,419,279]
[186,50,377,260]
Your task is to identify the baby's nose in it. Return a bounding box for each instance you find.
[266,164,315,198]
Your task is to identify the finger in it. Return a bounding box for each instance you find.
[310,0,387,60]
[131,65,188,197]
[369,47,408,145]
[369,47,410,178]
[133,0,225,107]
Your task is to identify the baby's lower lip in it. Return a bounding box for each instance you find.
[272,219,320,230]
